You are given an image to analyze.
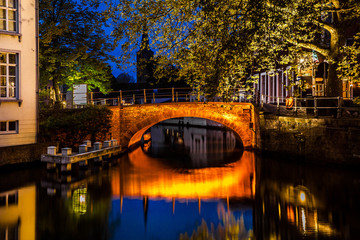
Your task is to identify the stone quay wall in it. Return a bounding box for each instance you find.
[0,143,49,167]
[259,114,360,164]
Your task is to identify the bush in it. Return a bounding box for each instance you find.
[39,106,113,149]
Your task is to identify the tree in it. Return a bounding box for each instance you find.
[39,0,117,102]
[106,0,260,99]
[263,0,360,96]
[106,0,360,98]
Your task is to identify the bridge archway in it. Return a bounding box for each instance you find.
[109,102,256,149]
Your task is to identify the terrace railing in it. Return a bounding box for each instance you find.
[260,94,360,118]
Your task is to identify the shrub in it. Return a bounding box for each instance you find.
[39,106,113,148]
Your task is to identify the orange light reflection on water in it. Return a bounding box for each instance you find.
[111,148,255,200]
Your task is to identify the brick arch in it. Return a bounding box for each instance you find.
[109,102,256,149]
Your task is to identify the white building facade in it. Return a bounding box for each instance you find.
[0,0,38,147]
[254,68,295,104]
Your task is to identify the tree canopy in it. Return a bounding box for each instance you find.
[107,0,360,98]
[39,0,117,102]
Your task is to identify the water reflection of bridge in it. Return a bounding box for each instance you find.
[110,148,255,201]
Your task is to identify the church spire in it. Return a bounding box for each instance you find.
[136,23,154,84]
[140,24,150,51]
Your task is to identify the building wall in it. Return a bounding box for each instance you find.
[0,0,38,147]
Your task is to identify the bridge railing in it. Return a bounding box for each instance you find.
[90,87,253,106]
[260,94,360,118]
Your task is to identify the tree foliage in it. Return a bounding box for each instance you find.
[106,0,360,98]
[40,0,117,101]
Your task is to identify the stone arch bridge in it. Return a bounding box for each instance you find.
[108,102,257,149]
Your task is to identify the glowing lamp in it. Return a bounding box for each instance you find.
[299,191,306,203]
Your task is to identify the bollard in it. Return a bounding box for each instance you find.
[337,96,342,118]
[94,142,102,150]
[83,140,91,148]
[103,140,111,148]
[111,139,118,147]
[144,89,147,103]
[62,148,72,156]
[79,144,88,153]
[314,97,318,118]
[47,146,57,155]
[120,90,122,105]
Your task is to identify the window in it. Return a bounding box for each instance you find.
[0,53,17,99]
[0,120,18,134]
[0,0,17,32]
[7,192,18,205]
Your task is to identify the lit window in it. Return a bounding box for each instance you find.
[0,120,18,134]
[0,52,17,99]
[0,0,17,32]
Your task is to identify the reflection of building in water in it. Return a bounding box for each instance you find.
[256,183,339,239]
[72,187,88,215]
[148,117,237,166]
[0,185,36,240]
[255,160,345,239]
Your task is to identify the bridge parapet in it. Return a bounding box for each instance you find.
[109,102,256,149]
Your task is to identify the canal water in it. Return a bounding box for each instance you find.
[0,117,360,240]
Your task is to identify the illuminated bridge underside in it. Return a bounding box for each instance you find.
[111,148,255,199]
[109,102,256,149]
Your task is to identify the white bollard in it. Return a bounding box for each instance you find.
[111,139,118,147]
[94,142,102,150]
[79,144,88,153]
[61,148,72,156]
[83,140,91,148]
[47,146,57,155]
[103,140,111,148]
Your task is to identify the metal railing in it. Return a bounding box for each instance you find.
[89,87,252,106]
[260,94,360,118]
